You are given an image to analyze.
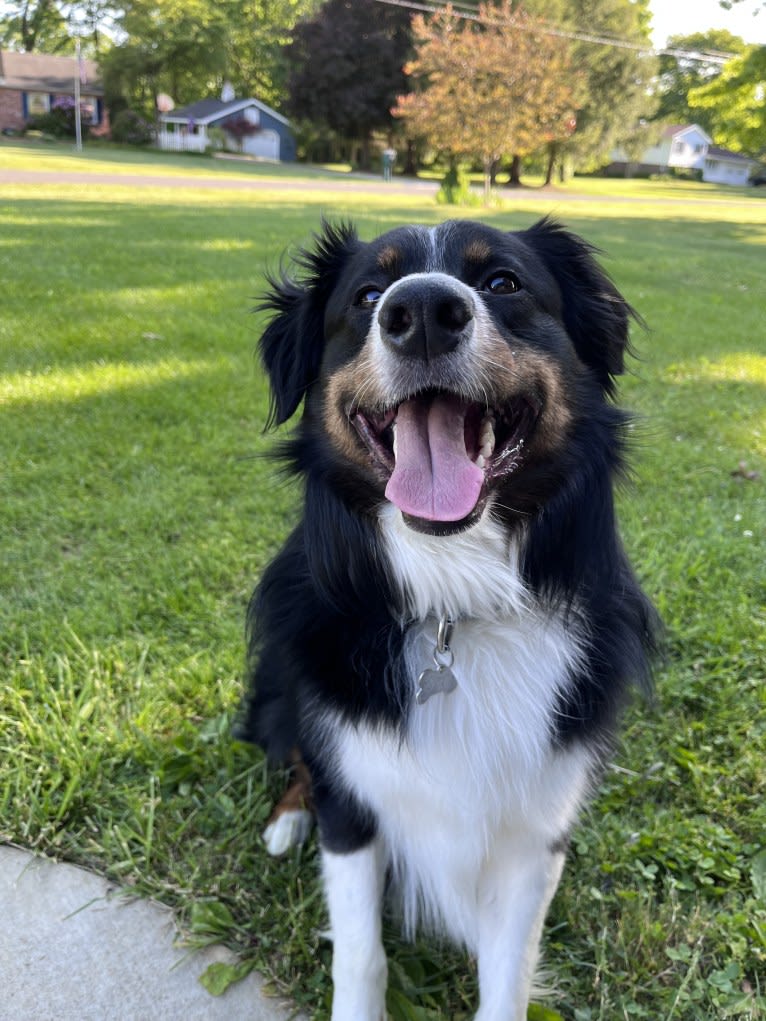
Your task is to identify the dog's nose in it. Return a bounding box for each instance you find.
[379,279,473,360]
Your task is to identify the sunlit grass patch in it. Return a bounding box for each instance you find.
[666,353,766,385]
[0,356,222,405]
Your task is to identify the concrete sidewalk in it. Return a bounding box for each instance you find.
[0,845,306,1021]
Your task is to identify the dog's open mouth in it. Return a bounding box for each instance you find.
[350,391,539,530]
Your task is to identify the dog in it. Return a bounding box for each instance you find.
[237,218,658,1021]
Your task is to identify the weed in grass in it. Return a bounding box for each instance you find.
[1,149,764,1019]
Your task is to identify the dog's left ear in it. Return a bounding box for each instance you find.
[258,221,359,427]
[521,217,639,395]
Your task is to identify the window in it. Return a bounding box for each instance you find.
[81,98,98,125]
[26,92,50,116]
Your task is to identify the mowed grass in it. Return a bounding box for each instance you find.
[1,144,764,1020]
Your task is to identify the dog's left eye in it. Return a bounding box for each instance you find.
[483,271,521,295]
[356,286,384,308]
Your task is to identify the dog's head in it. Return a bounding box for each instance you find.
[259,218,636,535]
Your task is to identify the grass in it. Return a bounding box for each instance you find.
[1,141,764,1020]
[0,137,365,181]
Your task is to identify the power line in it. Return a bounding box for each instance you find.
[373,0,736,65]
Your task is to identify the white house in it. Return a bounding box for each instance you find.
[158,97,295,161]
[610,124,759,186]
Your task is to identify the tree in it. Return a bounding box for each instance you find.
[101,0,229,117]
[100,0,321,119]
[284,0,412,168]
[222,0,322,108]
[688,43,766,154]
[0,0,69,51]
[394,1,581,198]
[548,0,658,175]
[653,30,746,134]
[0,0,118,55]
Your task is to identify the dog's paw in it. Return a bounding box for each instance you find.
[263,808,313,856]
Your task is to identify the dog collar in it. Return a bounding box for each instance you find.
[415,613,458,705]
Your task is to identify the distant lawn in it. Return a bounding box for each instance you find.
[0,138,357,180]
[4,138,765,204]
[1,154,764,1021]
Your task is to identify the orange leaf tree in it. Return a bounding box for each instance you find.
[393,1,582,199]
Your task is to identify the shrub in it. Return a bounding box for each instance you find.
[436,165,480,206]
[110,109,154,146]
[206,126,227,153]
[27,98,91,140]
[223,116,260,152]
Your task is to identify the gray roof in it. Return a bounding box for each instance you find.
[706,145,756,165]
[0,49,103,95]
[168,98,234,121]
[162,96,289,127]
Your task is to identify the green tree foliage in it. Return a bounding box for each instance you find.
[101,0,320,119]
[1,0,75,53]
[223,0,322,107]
[552,0,658,173]
[283,0,412,167]
[102,0,229,116]
[688,43,766,154]
[654,30,747,134]
[0,0,118,55]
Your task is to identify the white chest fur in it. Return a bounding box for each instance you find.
[329,509,594,950]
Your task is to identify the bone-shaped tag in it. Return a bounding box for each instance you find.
[415,665,458,705]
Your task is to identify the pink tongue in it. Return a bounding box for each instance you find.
[385,395,483,521]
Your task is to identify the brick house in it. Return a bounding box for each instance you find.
[0,49,109,136]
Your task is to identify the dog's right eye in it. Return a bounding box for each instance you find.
[355,286,383,308]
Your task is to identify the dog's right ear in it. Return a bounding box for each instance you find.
[258,221,359,427]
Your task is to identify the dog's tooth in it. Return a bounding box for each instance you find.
[475,454,486,469]
[479,419,496,456]
[392,422,398,458]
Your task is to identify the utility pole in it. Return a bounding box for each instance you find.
[74,34,83,152]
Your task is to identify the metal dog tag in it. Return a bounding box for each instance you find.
[416,664,458,705]
[415,614,458,705]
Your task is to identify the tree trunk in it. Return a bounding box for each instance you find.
[403,138,418,176]
[544,143,557,186]
[358,135,373,172]
[483,158,493,204]
[508,154,522,187]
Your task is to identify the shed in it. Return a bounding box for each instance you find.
[158,97,295,161]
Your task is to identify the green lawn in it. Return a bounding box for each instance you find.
[1,142,764,1020]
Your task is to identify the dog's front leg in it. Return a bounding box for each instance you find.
[322,840,388,1021]
[474,838,567,1021]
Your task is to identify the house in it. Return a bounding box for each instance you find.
[608,124,759,186]
[0,49,109,135]
[158,97,296,161]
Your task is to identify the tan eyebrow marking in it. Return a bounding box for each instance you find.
[463,239,493,264]
[376,245,402,274]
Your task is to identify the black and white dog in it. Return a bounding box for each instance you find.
[238,219,657,1021]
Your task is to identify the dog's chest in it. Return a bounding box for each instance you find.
[337,611,582,825]
[332,611,590,944]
